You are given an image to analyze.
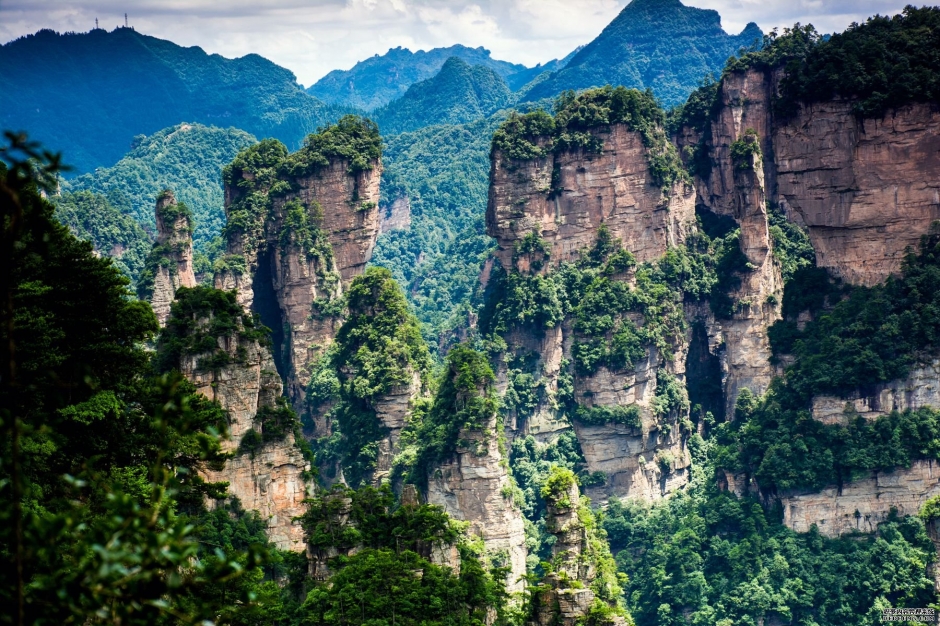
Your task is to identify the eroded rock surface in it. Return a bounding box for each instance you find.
[780,460,940,536]
[148,190,197,326]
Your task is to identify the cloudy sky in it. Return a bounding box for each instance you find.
[0,0,912,87]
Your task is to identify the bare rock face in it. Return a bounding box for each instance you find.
[148,190,197,326]
[372,371,423,484]
[780,460,940,536]
[689,68,783,415]
[215,156,381,408]
[812,359,940,424]
[775,102,940,286]
[379,195,412,234]
[487,124,695,272]
[182,317,310,551]
[532,477,626,626]
[572,350,691,503]
[426,411,528,593]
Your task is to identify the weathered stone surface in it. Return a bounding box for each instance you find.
[427,415,528,594]
[372,371,423,484]
[780,459,940,536]
[775,102,940,286]
[149,190,197,326]
[216,158,381,408]
[184,324,310,551]
[380,195,412,234]
[487,124,696,272]
[532,480,626,626]
[572,351,691,503]
[812,359,940,424]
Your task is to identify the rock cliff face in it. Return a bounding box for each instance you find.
[487,124,695,271]
[486,123,694,502]
[780,460,940,536]
[215,156,381,407]
[182,313,310,550]
[148,190,197,325]
[379,195,412,233]
[685,68,783,416]
[531,476,626,626]
[812,359,940,425]
[426,403,528,593]
[775,102,940,286]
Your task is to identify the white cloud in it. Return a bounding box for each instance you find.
[0,0,917,87]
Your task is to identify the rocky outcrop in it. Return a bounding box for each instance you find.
[215,154,381,408]
[182,313,310,551]
[426,413,528,594]
[379,195,411,234]
[572,350,691,503]
[688,68,783,415]
[812,359,940,424]
[148,189,197,325]
[531,474,626,626]
[780,460,940,536]
[372,372,423,484]
[775,102,940,286]
[487,123,695,272]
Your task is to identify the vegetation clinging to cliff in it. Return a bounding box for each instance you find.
[608,477,937,626]
[311,267,430,487]
[492,87,688,190]
[726,7,940,119]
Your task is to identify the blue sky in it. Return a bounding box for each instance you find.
[0,0,912,87]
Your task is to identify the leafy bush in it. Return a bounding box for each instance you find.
[574,404,642,428]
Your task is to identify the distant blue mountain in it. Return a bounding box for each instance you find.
[374,57,513,135]
[0,27,347,173]
[307,44,528,110]
[522,0,762,107]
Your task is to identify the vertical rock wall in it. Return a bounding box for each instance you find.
[486,123,695,502]
[426,410,528,594]
[215,158,381,407]
[148,190,197,326]
[183,316,310,550]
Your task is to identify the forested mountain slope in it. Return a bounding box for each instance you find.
[307,43,526,109]
[523,0,762,107]
[374,57,513,135]
[62,122,256,253]
[0,27,346,173]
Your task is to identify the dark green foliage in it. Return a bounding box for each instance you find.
[307,44,526,110]
[0,137,274,623]
[729,8,940,119]
[299,484,509,625]
[52,189,151,283]
[651,370,689,418]
[606,482,937,626]
[768,203,815,283]
[1,27,349,174]
[402,345,499,485]
[666,77,721,134]
[769,232,940,398]
[522,0,761,107]
[303,548,504,626]
[370,115,500,352]
[313,268,431,487]
[714,381,940,492]
[729,128,761,169]
[282,115,382,176]
[510,432,588,520]
[63,124,256,254]
[375,57,513,135]
[155,286,271,374]
[574,404,642,428]
[494,87,687,190]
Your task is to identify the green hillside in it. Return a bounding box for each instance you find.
[63,123,257,253]
[374,58,513,135]
[523,0,762,107]
[307,44,526,110]
[0,27,347,174]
